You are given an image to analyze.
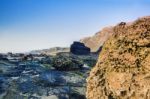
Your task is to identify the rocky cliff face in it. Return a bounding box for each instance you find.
[86,16,150,99]
[80,26,114,52]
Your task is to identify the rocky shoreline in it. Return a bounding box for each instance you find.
[0,52,96,99]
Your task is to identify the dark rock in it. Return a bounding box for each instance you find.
[119,22,126,26]
[0,54,3,60]
[70,42,90,55]
[70,93,86,99]
[0,54,8,61]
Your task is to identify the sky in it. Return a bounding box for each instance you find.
[0,0,150,53]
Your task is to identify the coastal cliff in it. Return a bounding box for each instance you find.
[86,16,150,99]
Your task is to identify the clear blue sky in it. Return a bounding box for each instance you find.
[0,0,150,53]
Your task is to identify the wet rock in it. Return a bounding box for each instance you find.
[41,95,59,99]
[70,42,91,55]
[0,56,88,99]
[70,93,86,99]
[52,54,83,71]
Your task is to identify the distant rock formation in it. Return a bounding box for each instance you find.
[30,47,70,56]
[80,26,114,52]
[86,16,150,99]
[70,42,91,55]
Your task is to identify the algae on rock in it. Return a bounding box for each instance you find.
[86,16,150,99]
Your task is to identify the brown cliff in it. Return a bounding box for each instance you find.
[80,26,114,52]
[86,16,150,99]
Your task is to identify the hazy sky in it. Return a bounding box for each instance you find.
[0,0,150,53]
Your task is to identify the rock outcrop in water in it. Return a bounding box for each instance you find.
[86,16,150,99]
[70,42,91,55]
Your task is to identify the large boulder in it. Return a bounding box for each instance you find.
[70,42,91,55]
[86,16,150,99]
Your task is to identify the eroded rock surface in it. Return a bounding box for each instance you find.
[86,16,150,99]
